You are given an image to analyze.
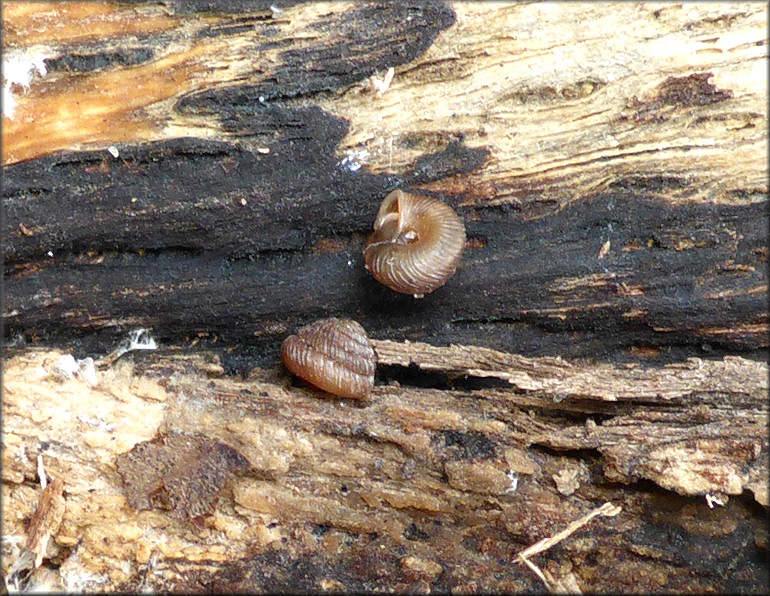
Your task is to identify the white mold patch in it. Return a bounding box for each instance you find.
[2,49,49,120]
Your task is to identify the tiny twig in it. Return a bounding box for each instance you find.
[516,502,622,593]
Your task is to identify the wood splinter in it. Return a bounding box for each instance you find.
[6,473,66,591]
[516,502,622,593]
[26,476,66,569]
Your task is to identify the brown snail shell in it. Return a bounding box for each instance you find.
[363,189,466,297]
[281,318,376,399]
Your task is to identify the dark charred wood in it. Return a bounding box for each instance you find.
[4,138,767,364]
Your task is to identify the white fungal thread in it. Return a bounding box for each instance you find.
[112,328,158,359]
[126,328,157,351]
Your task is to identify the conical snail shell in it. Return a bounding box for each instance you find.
[281,318,377,399]
[363,190,466,296]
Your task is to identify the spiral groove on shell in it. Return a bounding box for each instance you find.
[363,189,466,296]
[281,318,377,399]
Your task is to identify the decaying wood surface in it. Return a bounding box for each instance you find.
[2,1,768,593]
[2,344,768,592]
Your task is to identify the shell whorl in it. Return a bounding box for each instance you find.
[281,318,376,399]
[363,190,466,296]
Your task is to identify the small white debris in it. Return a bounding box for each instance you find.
[37,455,47,490]
[107,146,119,158]
[338,149,370,172]
[598,239,611,259]
[240,198,248,206]
[256,147,270,154]
[705,493,727,508]
[369,67,395,98]
[46,251,54,258]
[269,5,281,16]
[504,470,519,494]
[258,95,266,104]
[54,354,79,378]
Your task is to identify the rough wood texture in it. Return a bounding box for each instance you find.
[2,346,768,592]
[3,1,767,362]
[2,1,768,593]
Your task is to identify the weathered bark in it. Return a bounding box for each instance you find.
[2,1,768,593]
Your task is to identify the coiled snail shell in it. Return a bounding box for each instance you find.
[363,190,466,297]
[281,318,377,399]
